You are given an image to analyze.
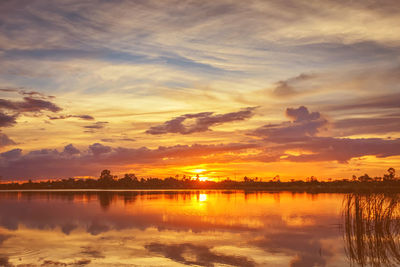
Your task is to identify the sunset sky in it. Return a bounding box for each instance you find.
[0,0,399,181]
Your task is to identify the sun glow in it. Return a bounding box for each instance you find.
[191,168,209,181]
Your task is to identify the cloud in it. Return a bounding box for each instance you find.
[100,138,135,143]
[1,148,22,159]
[252,106,400,163]
[282,137,400,163]
[272,74,315,97]
[327,92,400,112]
[83,121,108,130]
[333,116,400,136]
[0,133,15,147]
[48,114,95,121]
[0,97,61,113]
[146,107,256,135]
[88,143,111,156]
[0,112,17,127]
[252,106,328,142]
[286,106,321,122]
[0,142,256,180]
[0,88,55,99]
[146,242,255,267]
[63,144,80,155]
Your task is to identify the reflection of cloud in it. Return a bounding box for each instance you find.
[87,222,110,236]
[0,191,346,266]
[251,232,332,267]
[41,259,91,266]
[61,223,77,235]
[0,256,11,267]
[0,234,12,245]
[0,191,265,235]
[80,246,105,258]
[146,242,255,267]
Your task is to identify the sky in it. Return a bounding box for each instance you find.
[0,0,399,181]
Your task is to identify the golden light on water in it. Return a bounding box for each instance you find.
[199,193,207,202]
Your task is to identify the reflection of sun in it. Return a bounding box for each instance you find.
[199,194,207,202]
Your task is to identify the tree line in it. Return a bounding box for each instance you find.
[0,168,398,192]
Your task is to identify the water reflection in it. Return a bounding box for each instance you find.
[343,193,400,267]
[0,191,345,266]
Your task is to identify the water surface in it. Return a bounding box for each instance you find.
[0,190,396,266]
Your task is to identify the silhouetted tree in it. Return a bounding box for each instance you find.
[98,169,115,187]
[358,173,372,182]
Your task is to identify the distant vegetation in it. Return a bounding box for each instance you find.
[0,168,399,192]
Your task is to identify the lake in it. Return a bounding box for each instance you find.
[0,190,398,266]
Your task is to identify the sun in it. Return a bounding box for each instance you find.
[190,168,209,181]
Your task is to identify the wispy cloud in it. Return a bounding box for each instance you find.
[146,107,257,135]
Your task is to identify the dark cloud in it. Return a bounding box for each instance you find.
[146,242,255,267]
[286,106,321,122]
[0,133,15,147]
[333,116,400,136]
[146,107,256,135]
[48,114,95,121]
[252,106,327,142]
[88,143,111,156]
[83,121,108,130]
[0,97,61,113]
[0,112,17,127]
[252,106,400,163]
[282,137,400,163]
[1,148,22,159]
[0,142,256,180]
[63,144,80,155]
